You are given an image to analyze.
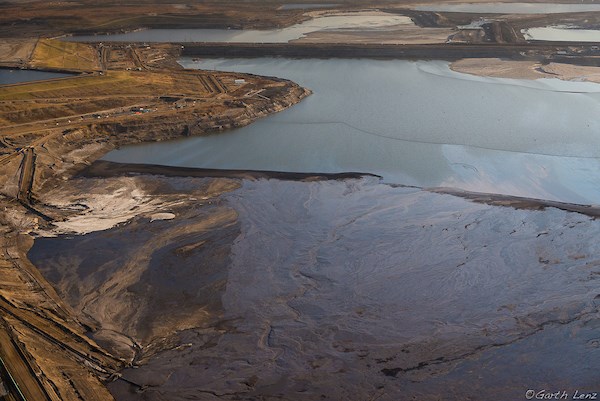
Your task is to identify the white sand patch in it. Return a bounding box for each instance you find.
[150,212,176,222]
[37,177,185,236]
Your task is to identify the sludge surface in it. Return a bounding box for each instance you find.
[29,177,600,400]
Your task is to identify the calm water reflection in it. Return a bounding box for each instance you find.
[104,58,600,204]
[0,69,71,85]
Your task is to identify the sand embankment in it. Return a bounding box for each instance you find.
[451,57,600,83]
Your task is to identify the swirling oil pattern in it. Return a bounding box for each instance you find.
[29,177,600,400]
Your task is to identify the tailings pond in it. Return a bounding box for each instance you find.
[29,176,600,401]
[0,69,72,85]
[523,26,600,41]
[68,13,414,43]
[104,57,600,205]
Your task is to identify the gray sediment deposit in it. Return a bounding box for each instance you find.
[28,171,600,401]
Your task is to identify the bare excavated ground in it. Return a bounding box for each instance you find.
[0,39,37,67]
[0,36,308,401]
[0,38,309,197]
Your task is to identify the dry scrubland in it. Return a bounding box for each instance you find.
[30,39,102,71]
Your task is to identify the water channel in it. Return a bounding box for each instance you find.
[0,69,71,85]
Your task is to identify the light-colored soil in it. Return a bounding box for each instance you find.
[0,39,37,66]
[0,36,309,401]
[451,57,600,83]
[30,39,102,71]
[451,58,545,79]
[296,25,454,44]
[540,62,600,83]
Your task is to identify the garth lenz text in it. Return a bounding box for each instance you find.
[526,390,598,400]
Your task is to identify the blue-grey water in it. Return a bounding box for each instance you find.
[103,58,600,205]
[0,69,71,85]
[416,2,600,14]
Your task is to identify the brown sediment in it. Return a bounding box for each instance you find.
[428,187,600,218]
[450,57,546,79]
[179,41,597,60]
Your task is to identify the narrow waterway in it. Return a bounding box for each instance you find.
[415,2,600,14]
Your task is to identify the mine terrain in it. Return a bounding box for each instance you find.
[2,1,600,400]
[0,33,307,401]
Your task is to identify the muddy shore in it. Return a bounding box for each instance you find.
[451,57,600,83]
[82,160,380,182]
[179,41,597,61]
[0,37,309,400]
[26,168,600,401]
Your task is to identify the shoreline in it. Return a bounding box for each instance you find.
[0,38,310,400]
[86,160,600,219]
